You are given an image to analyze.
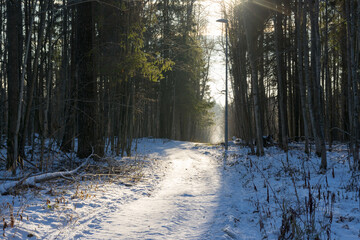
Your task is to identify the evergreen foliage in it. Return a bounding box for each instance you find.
[0,0,214,173]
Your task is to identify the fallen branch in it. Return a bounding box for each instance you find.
[0,159,89,195]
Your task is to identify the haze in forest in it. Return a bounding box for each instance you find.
[1,1,360,239]
[1,0,360,179]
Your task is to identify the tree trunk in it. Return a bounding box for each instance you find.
[0,0,3,141]
[296,0,310,154]
[324,0,333,151]
[275,9,288,152]
[303,3,321,157]
[6,0,22,174]
[20,0,46,159]
[309,0,327,171]
[59,0,69,142]
[40,1,54,171]
[61,5,77,153]
[346,0,359,170]
[76,2,98,159]
[242,16,264,156]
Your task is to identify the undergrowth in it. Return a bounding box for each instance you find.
[1,198,28,237]
[235,145,360,240]
[0,152,151,238]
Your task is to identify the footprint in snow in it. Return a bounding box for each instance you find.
[180,193,194,197]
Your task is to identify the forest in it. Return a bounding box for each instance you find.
[1,0,360,239]
[1,0,215,175]
[0,0,359,174]
[226,0,360,172]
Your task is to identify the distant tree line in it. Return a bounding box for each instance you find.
[1,0,214,174]
[226,0,360,171]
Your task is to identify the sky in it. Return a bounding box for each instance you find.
[202,0,224,36]
[201,0,229,106]
[201,0,228,142]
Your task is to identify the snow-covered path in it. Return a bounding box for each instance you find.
[86,142,223,239]
[4,140,358,239]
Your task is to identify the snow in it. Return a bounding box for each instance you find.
[86,143,222,239]
[1,139,360,239]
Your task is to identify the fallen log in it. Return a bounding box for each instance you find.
[0,160,89,195]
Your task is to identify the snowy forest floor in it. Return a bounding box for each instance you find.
[1,139,360,239]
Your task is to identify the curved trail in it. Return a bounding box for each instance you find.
[87,143,222,239]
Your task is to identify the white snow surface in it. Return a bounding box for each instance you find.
[1,139,360,239]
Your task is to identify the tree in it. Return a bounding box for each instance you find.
[309,0,327,170]
[274,1,288,151]
[6,0,22,174]
[225,0,353,171]
[228,4,255,153]
[295,0,310,154]
[241,1,271,155]
[61,1,77,154]
[156,0,214,141]
[76,1,98,159]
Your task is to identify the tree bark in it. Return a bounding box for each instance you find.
[20,0,46,159]
[303,2,321,156]
[0,0,3,141]
[242,13,264,156]
[61,4,77,153]
[6,0,22,174]
[76,2,98,159]
[346,0,359,169]
[324,0,333,151]
[296,0,310,154]
[274,9,288,152]
[309,0,327,170]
